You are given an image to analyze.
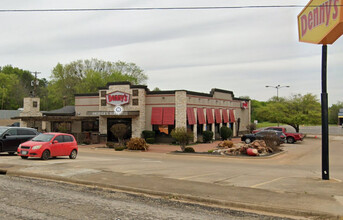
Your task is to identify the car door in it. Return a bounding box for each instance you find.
[61,135,73,155]
[51,135,65,156]
[2,128,20,152]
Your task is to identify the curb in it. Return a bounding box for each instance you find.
[168,150,286,159]
[4,169,340,220]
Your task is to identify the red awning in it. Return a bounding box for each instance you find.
[215,109,222,124]
[197,108,206,124]
[206,108,214,124]
[187,107,196,125]
[163,107,175,125]
[151,107,163,125]
[229,109,236,123]
[222,109,229,123]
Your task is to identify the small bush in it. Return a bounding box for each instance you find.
[220,126,233,140]
[203,130,214,143]
[218,140,234,148]
[142,130,155,139]
[208,149,214,153]
[171,127,194,151]
[106,142,115,148]
[146,137,155,144]
[259,133,281,151]
[126,138,149,151]
[184,147,195,153]
[114,146,127,151]
[246,124,257,133]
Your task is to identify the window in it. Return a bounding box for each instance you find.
[18,129,36,135]
[132,99,139,106]
[54,135,64,142]
[33,101,37,108]
[101,91,106,97]
[6,129,17,135]
[101,99,106,106]
[82,120,99,132]
[63,135,74,142]
[132,89,138,96]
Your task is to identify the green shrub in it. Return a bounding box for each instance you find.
[142,130,155,139]
[184,147,195,153]
[220,126,232,140]
[208,149,214,153]
[203,130,214,143]
[146,137,155,144]
[171,127,194,151]
[246,123,257,133]
[114,146,127,151]
[126,138,149,151]
[106,142,115,148]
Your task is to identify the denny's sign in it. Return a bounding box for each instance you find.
[106,91,130,106]
[298,0,343,44]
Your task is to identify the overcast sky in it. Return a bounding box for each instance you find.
[1,0,342,105]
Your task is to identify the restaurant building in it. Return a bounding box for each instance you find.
[17,82,250,143]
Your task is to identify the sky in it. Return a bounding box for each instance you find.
[0,0,342,105]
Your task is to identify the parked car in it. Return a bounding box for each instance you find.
[241,130,286,145]
[17,133,78,160]
[252,127,304,144]
[0,126,39,155]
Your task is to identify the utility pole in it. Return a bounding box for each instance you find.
[31,71,40,97]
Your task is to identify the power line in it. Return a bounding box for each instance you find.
[0,5,342,13]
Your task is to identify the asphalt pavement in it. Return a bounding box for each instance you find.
[1,137,343,219]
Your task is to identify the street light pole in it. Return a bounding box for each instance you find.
[265,85,290,126]
[265,85,290,100]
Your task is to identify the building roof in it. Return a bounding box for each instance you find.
[43,106,75,116]
[0,110,22,119]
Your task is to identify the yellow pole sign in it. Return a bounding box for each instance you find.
[298,0,343,44]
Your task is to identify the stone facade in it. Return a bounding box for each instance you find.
[18,82,250,144]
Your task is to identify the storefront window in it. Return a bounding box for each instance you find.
[82,120,99,132]
[52,122,71,133]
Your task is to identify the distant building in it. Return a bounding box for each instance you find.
[15,82,251,143]
[0,110,21,126]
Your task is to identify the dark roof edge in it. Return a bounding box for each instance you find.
[234,97,250,101]
[210,88,234,96]
[98,81,149,91]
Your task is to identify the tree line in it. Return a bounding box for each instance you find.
[250,94,343,132]
[0,58,147,111]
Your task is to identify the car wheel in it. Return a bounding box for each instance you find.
[245,138,252,144]
[21,156,28,159]
[287,137,295,144]
[41,150,50,160]
[69,150,77,159]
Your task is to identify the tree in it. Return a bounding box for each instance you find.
[329,101,343,124]
[255,94,321,132]
[47,59,148,109]
[171,127,194,151]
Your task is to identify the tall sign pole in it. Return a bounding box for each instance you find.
[298,0,343,180]
[321,45,329,180]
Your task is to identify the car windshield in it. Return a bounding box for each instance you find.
[0,128,8,136]
[31,134,55,142]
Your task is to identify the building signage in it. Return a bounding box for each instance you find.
[241,101,248,109]
[298,0,343,44]
[106,91,130,106]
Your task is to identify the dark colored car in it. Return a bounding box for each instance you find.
[0,127,39,155]
[17,133,78,160]
[241,130,286,145]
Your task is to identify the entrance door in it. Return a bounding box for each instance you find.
[107,118,132,142]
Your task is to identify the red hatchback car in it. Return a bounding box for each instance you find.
[17,133,78,160]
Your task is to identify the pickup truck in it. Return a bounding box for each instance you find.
[253,127,304,144]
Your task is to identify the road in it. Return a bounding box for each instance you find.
[1,137,343,218]
[0,175,293,220]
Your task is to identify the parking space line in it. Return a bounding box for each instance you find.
[250,177,286,188]
[178,172,216,180]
